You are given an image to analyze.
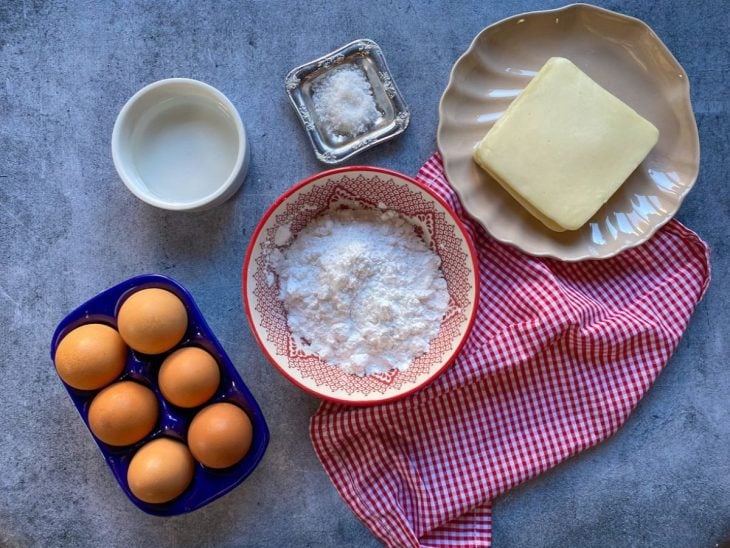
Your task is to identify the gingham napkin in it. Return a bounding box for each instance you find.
[309,153,710,547]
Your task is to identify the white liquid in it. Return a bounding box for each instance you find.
[131,97,239,203]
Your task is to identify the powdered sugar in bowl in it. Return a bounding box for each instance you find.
[243,167,479,406]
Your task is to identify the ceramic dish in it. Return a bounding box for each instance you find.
[438,3,699,260]
[112,78,250,211]
[50,274,269,516]
[243,167,478,405]
[285,39,410,164]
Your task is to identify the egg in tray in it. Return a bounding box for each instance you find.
[50,274,269,516]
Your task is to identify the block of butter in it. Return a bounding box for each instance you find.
[473,57,659,232]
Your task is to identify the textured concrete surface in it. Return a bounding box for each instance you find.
[1,1,728,546]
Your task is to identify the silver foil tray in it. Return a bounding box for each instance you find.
[285,39,410,164]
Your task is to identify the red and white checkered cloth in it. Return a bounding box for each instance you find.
[310,153,710,547]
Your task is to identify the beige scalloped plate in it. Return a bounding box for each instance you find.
[438,3,699,260]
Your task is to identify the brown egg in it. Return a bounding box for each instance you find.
[127,438,195,504]
[117,288,188,354]
[54,323,127,390]
[188,403,253,469]
[88,381,158,446]
[158,347,220,408]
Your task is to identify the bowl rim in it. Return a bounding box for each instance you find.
[241,165,480,406]
[111,77,248,211]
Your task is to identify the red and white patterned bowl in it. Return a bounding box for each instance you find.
[242,167,479,405]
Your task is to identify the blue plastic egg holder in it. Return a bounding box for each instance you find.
[50,274,269,516]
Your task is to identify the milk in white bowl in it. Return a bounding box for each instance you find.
[112,78,249,211]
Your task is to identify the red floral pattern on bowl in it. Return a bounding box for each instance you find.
[243,167,479,405]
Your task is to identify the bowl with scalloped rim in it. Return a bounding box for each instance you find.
[437,3,700,260]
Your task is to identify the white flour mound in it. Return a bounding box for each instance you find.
[270,208,449,377]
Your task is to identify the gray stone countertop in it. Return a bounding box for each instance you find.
[1,0,728,546]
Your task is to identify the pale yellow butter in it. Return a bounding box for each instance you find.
[473,57,659,232]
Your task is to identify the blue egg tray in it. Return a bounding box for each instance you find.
[50,274,269,516]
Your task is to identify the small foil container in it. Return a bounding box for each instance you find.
[285,39,410,164]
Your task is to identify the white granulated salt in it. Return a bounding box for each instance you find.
[312,66,380,138]
[270,208,449,377]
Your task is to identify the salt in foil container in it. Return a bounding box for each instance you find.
[285,39,410,164]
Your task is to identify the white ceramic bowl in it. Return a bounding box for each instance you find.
[242,167,479,406]
[112,78,249,211]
